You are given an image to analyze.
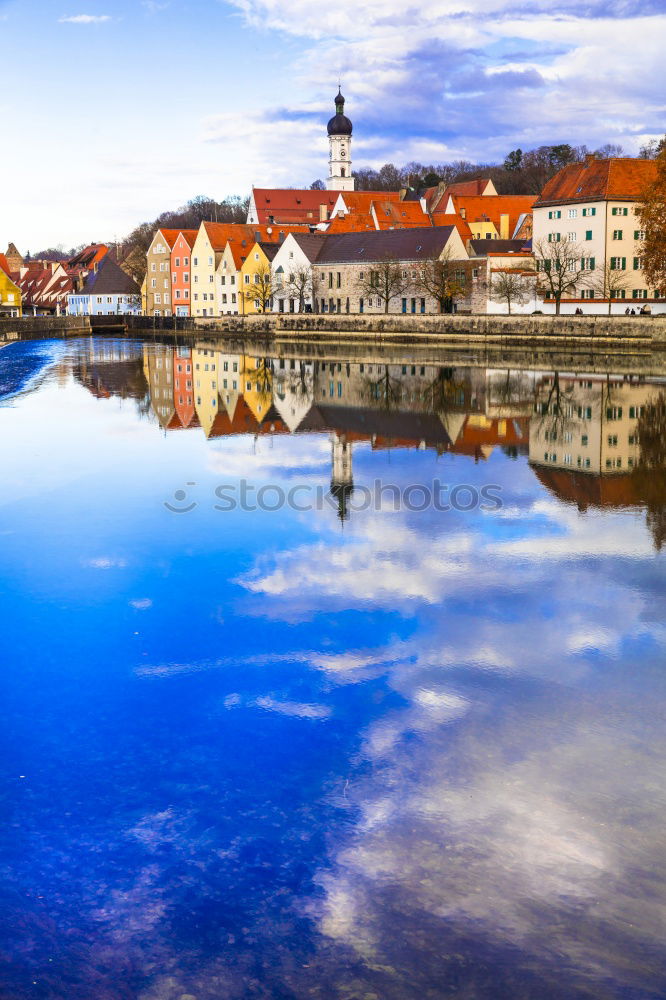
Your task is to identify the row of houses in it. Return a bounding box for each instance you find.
[0,242,142,318]
[139,156,663,319]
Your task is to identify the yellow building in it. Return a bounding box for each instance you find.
[0,254,22,316]
[240,354,274,421]
[239,242,279,315]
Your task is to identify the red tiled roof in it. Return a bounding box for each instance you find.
[431,213,473,241]
[155,229,182,249]
[372,200,431,229]
[535,157,658,207]
[440,194,536,237]
[251,188,339,224]
[337,190,400,213]
[326,212,377,234]
[176,229,199,249]
[0,253,11,277]
[444,178,495,198]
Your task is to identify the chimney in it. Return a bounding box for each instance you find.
[460,207,466,219]
[279,230,285,242]
[319,204,328,223]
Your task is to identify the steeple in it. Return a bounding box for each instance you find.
[326,86,354,192]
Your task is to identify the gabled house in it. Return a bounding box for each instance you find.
[15,262,73,315]
[0,253,22,316]
[145,229,180,315]
[239,241,280,314]
[271,233,325,313]
[171,230,198,317]
[67,256,141,316]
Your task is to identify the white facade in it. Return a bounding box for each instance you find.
[532,198,666,314]
[190,226,220,318]
[67,293,141,317]
[271,234,317,313]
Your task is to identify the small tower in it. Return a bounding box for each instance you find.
[5,243,23,273]
[327,88,354,192]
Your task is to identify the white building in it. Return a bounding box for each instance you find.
[532,156,664,314]
[271,233,325,313]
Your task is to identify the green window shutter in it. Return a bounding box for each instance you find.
[610,259,616,270]
[591,207,596,216]
[634,230,639,239]
[586,230,592,240]
[622,257,626,270]
[590,257,595,270]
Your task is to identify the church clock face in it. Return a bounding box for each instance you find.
[340,148,346,157]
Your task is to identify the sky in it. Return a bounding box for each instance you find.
[0,0,665,251]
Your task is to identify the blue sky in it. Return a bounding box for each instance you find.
[0,0,665,250]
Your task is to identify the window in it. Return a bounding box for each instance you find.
[606,406,623,420]
[155,293,161,304]
[567,232,577,241]
[633,257,643,270]
[610,257,626,270]
[580,289,595,299]
[208,256,213,266]
[151,278,156,288]
[610,289,626,299]
[244,275,250,284]
[632,289,648,299]
[582,207,596,217]
[607,435,618,447]
[612,230,623,240]
[337,272,341,288]
[175,257,180,267]
[634,230,646,240]
[567,208,578,219]
[548,210,562,219]
[581,257,596,270]
[611,206,628,216]
[585,230,593,241]
[151,263,156,272]
[581,434,588,446]
[548,233,561,242]
[184,257,189,266]
[184,273,189,283]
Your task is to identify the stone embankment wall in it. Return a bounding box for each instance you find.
[0,316,90,340]
[184,312,666,346]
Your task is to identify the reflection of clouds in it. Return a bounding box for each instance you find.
[206,435,330,481]
[83,556,128,570]
[317,695,666,995]
[255,696,331,720]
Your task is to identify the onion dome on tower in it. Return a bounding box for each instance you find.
[327,88,353,136]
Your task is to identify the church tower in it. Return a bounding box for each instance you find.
[326,89,354,192]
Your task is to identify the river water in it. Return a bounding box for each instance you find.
[1,336,665,999]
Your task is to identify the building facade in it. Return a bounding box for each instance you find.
[532,156,663,314]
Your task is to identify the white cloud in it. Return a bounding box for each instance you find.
[58,13,112,23]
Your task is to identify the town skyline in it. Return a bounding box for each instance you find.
[1,0,664,249]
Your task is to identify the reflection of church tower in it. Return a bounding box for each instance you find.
[327,89,354,192]
[330,433,354,521]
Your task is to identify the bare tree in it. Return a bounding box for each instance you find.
[415,249,467,314]
[244,261,273,313]
[358,255,406,313]
[490,269,534,314]
[286,265,313,312]
[361,365,404,411]
[588,260,632,314]
[531,238,585,315]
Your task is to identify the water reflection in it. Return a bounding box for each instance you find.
[1,336,666,999]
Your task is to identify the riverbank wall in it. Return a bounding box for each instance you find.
[126,313,666,347]
[2,313,666,348]
[0,316,89,341]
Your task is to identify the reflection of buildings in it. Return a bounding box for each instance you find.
[529,376,666,548]
[137,343,666,529]
[73,341,148,401]
[529,376,652,476]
